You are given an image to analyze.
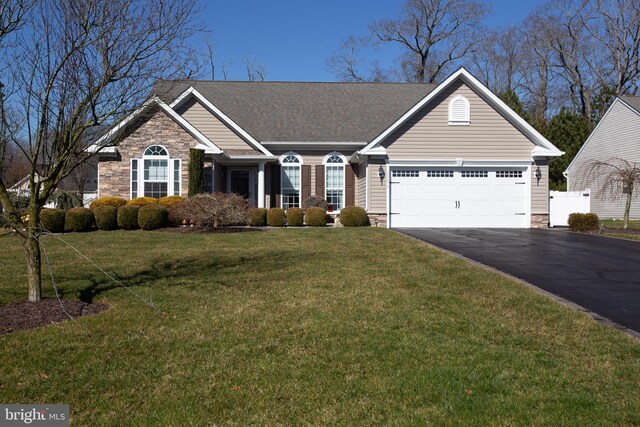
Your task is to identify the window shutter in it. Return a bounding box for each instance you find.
[301,164,311,201]
[345,164,355,207]
[315,165,325,198]
[271,163,281,208]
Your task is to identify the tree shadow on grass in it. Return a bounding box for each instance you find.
[58,251,292,304]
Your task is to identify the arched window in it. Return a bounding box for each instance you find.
[280,152,302,210]
[324,153,346,211]
[448,95,470,125]
[131,145,181,198]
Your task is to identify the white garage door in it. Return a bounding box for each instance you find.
[389,167,529,228]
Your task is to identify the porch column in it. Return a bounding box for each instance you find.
[258,162,265,208]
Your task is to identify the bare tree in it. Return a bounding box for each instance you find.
[327,36,366,82]
[582,158,640,228]
[0,0,202,301]
[204,35,216,80]
[470,27,523,94]
[369,0,489,83]
[243,56,266,82]
[0,0,34,40]
[588,0,640,96]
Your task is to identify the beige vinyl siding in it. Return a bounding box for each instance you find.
[531,160,549,214]
[567,99,640,219]
[357,162,367,208]
[175,96,260,153]
[383,80,534,160]
[367,159,386,213]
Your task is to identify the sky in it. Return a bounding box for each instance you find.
[199,0,546,82]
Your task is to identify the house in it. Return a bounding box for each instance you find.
[8,160,98,207]
[565,96,640,219]
[89,68,562,228]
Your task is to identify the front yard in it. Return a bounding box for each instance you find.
[0,228,639,425]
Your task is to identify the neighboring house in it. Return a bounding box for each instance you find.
[8,160,98,207]
[89,67,562,228]
[565,96,640,219]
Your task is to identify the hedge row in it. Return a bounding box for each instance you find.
[246,206,370,227]
[38,204,169,232]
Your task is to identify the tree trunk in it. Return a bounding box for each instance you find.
[24,208,42,302]
[623,190,632,229]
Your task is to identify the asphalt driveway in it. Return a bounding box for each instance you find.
[396,228,640,334]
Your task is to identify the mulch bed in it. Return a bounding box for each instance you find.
[0,299,109,335]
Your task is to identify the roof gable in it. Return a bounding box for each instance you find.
[88,97,222,155]
[565,97,640,175]
[359,68,563,158]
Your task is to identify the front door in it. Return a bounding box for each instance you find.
[228,168,257,206]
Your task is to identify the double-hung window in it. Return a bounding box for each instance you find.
[281,154,301,210]
[325,154,345,211]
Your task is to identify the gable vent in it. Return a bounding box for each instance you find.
[448,95,470,125]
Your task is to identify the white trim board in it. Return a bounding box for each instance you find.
[359,67,564,158]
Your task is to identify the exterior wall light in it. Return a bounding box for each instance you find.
[535,166,542,185]
[378,166,385,182]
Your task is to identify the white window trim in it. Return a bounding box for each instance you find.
[448,95,470,125]
[134,144,179,198]
[323,152,347,212]
[280,151,303,209]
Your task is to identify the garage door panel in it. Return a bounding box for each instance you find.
[389,167,529,228]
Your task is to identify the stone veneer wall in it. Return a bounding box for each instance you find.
[98,110,199,199]
[531,214,549,228]
[367,213,387,228]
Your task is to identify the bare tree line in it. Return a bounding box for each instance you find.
[328,0,640,123]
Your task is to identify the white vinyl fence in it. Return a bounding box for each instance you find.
[549,190,591,227]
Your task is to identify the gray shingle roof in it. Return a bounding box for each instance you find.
[153,81,436,143]
[619,96,640,114]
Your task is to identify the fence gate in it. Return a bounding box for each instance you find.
[549,190,590,227]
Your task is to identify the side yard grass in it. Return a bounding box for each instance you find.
[0,228,639,425]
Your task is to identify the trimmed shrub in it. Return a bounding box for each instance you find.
[65,207,94,232]
[267,208,286,227]
[90,197,127,210]
[127,197,158,206]
[118,205,140,230]
[94,206,118,230]
[174,193,249,228]
[159,196,186,226]
[339,206,370,227]
[305,207,327,227]
[247,208,268,227]
[138,205,168,230]
[568,213,599,232]
[40,209,65,233]
[286,207,304,227]
[158,195,185,208]
[301,195,328,212]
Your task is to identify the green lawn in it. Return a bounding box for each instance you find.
[1,228,639,425]
[601,219,640,229]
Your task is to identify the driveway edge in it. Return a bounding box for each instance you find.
[395,230,640,341]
